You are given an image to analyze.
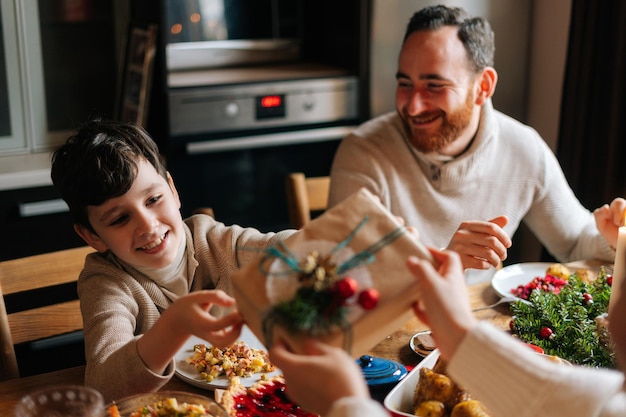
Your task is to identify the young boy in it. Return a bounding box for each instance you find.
[51,119,295,401]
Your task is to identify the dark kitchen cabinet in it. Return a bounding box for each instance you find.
[0,186,84,262]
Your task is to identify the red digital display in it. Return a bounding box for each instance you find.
[256,94,285,119]
[260,95,282,108]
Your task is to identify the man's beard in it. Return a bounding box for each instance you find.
[400,89,475,153]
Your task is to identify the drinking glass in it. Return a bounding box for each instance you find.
[15,385,104,417]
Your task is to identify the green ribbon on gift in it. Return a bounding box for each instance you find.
[254,216,407,353]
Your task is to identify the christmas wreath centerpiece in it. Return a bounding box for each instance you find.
[509,267,615,368]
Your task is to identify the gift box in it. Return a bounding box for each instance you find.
[232,188,433,357]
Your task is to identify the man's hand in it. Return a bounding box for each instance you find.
[446,215,511,270]
[593,197,626,249]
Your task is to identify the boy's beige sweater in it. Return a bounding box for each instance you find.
[78,214,293,401]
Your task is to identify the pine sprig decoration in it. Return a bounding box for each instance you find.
[510,268,615,369]
[271,287,347,336]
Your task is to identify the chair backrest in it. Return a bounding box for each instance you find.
[0,245,93,380]
[285,172,331,229]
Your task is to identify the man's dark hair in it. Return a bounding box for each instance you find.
[403,5,495,72]
[51,119,168,231]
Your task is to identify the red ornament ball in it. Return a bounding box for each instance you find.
[582,293,593,304]
[358,288,379,310]
[335,277,358,299]
[607,275,613,286]
[540,327,554,340]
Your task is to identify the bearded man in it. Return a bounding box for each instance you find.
[328,5,623,283]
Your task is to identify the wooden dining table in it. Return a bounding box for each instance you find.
[0,274,558,416]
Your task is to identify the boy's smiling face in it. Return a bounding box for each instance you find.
[76,158,185,269]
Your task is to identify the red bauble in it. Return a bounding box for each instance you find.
[607,275,613,286]
[358,288,379,310]
[335,277,358,299]
[540,327,554,340]
[582,293,593,305]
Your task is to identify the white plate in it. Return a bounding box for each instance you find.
[491,262,554,300]
[174,325,282,390]
[383,350,440,416]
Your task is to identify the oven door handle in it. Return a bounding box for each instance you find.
[186,126,356,155]
[18,198,69,217]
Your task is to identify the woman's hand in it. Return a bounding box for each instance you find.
[407,248,478,361]
[269,338,370,416]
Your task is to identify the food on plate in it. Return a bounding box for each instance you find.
[416,332,437,351]
[544,263,571,280]
[449,400,492,417]
[414,368,468,410]
[185,341,276,382]
[510,263,599,300]
[574,267,598,283]
[510,264,569,300]
[219,375,318,417]
[510,267,615,368]
[413,358,491,417]
[414,400,446,417]
[510,273,567,300]
[107,397,218,417]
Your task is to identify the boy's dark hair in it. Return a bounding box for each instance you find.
[51,119,168,231]
[403,5,495,73]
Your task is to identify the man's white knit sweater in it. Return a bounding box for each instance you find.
[329,101,614,281]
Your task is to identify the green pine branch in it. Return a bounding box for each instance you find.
[510,269,615,369]
[271,287,346,336]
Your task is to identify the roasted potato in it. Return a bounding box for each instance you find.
[414,400,446,417]
[450,400,492,417]
[414,368,465,410]
[414,357,490,417]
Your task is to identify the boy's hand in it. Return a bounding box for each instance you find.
[169,290,244,348]
[137,290,244,374]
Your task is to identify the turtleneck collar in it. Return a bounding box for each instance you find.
[131,235,188,301]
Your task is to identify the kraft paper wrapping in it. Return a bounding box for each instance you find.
[232,188,431,357]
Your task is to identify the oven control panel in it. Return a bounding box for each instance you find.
[167,75,359,137]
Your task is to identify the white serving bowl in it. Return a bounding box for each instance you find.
[383,350,440,417]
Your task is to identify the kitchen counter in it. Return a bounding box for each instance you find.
[0,152,53,191]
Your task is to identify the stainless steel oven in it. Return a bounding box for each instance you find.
[164,64,360,230]
[133,0,371,230]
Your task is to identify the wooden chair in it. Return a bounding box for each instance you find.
[285,172,331,229]
[0,245,94,381]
